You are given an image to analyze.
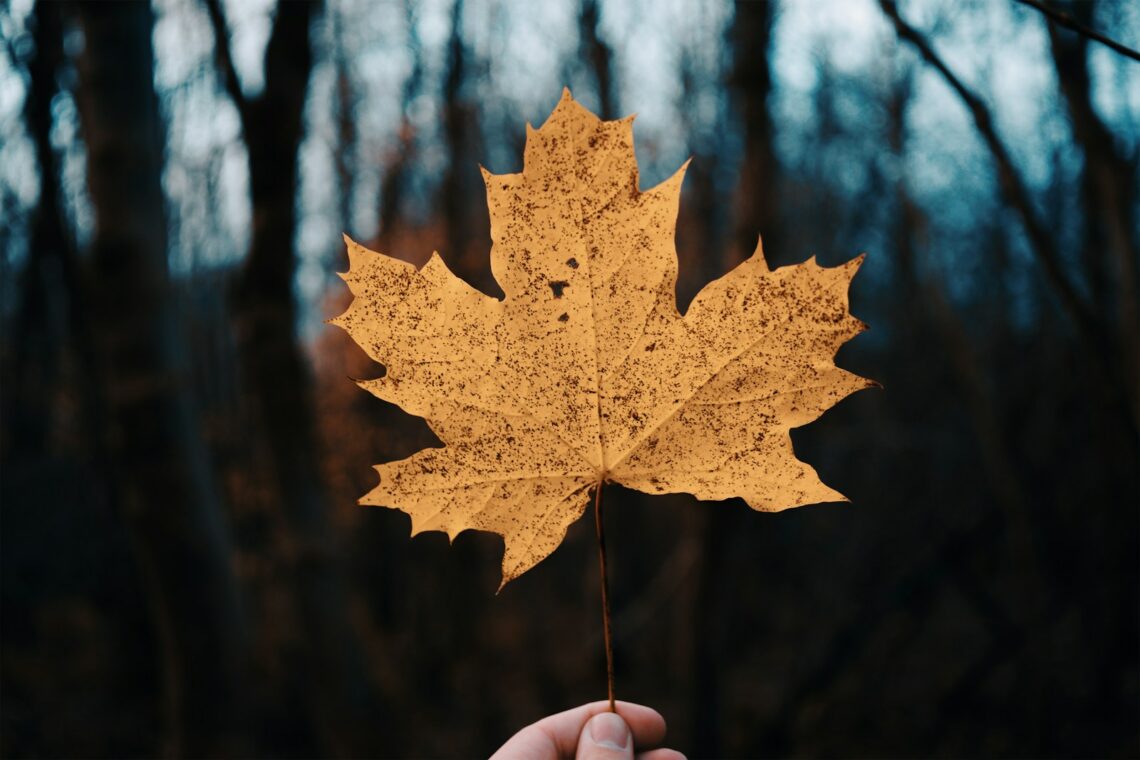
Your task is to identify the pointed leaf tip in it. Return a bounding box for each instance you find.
[748,235,770,269]
[845,252,868,273]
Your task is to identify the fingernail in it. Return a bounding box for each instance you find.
[587,712,631,750]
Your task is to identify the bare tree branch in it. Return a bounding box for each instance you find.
[203,0,250,130]
[878,0,1102,347]
[1015,0,1140,63]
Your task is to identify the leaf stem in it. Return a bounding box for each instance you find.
[593,480,616,712]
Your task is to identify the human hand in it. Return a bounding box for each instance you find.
[489,700,685,760]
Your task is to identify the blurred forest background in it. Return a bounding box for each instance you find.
[1,0,1138,756]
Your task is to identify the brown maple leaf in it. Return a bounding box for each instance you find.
[331,90,873,589]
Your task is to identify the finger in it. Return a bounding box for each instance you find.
[636,749,687,760]
[576,712,633,760]
[490,701,667,759]
[540,701,667,755]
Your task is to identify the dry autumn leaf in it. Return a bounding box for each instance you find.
[332,89,873,589]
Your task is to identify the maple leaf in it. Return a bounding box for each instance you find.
[331,89,874,589]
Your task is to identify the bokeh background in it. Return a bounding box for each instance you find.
[2,0,1138,757]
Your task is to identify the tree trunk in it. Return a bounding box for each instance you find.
[439,0,489,289]
[72,3,247,755]
[7,0,70,458]
[729,0,780,263]
[1044,0,1140,720]
[1045,1,1140,420]
[377,1,425,247]
[691,3,778,754]
[578,0,618,120]
[222,1,382,753]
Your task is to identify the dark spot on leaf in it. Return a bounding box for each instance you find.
[549,280,569,298]
[566,257,579,269]
[558,313,569,322]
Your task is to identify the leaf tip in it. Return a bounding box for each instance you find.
[647,159,689,199]
[344,235,377,271]
[421,250,451,278]
[496,565,521,593]
[749,235,771,270]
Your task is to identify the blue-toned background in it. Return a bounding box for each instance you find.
[2,0,1137,756]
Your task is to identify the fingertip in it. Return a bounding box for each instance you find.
[583,712,632,751]
[524,701,669,758]
[612,701,667,748]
